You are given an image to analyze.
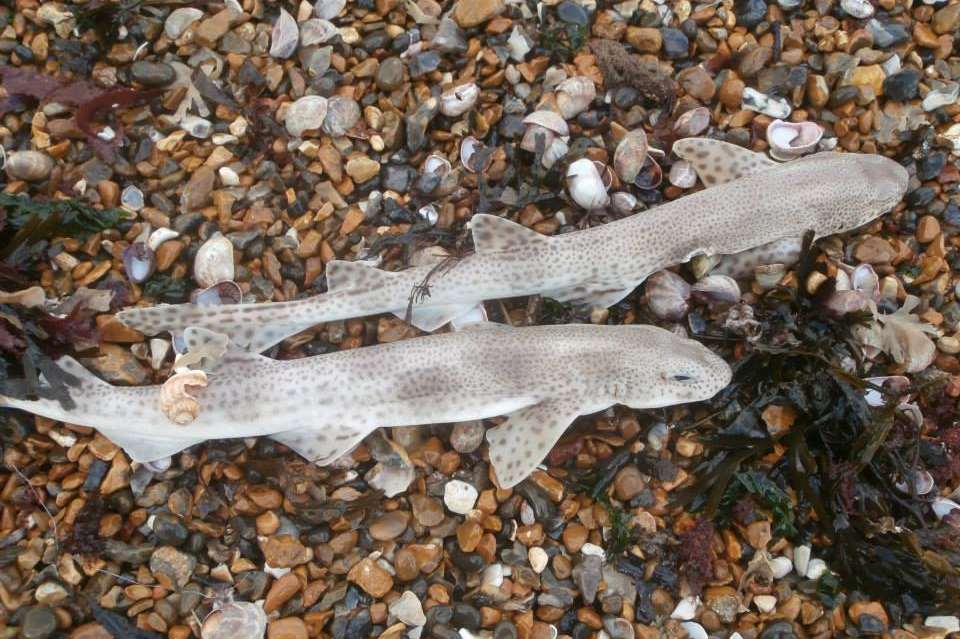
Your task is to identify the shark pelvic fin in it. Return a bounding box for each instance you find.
[673,137,776,187]
[470,214,550,253]
[271,425,370,465]
[486,398,583,488]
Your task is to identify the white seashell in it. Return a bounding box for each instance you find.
[164,7,203,39]
[440,83,480,117]
[528,547,548,573]
[300,18,339,46]
[565,158,610,210]
[894,470,935,495]
[669,160,697,188]
[610,191,637,215]
[753,595,777,614]
[219,166,240,186]
[925,617,960,634]
[314,0,346,19]
[754,263,787,291]
[767,119,824,161]
[805,558,828,580]
[670,596,701,621]
[691,275,740,306]
[194,233,235,288]
[460,136,490,173]
[555,76,596,120]
[841,0,874,18]
[5,150,54,182]
[862,375,911,407]
[201,601,267,639]
[541,137,569,169]
[644,270,691,320]
[181,115,212,139]
[149,338,170,371]
[681,622,708,639]
[160,370,208,426]
[418,204,439,226]
[508,26,532,62]
[423,154,452,176]
[121,185,144,211]
[613,129,649,183]
[691,254,723,279]
[793,545,811,576]
[932,497,960,520]
[673,107,711,137]
[770,556,793,579]
[522,110,570,137]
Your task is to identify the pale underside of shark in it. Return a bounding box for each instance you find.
[0,324,731,487]
[117,138,909,352]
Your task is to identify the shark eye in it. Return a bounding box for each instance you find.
[671,374,693,382]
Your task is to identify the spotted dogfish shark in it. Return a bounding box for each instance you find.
[0,324,730,487]
[117,138,909,351]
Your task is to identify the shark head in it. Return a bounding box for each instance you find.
[613,328,732,409]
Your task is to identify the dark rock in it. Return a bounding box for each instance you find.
[944,201,960,226]
[425,604,454,626]
[151,513,189,546]
[557,1,589,25]
[451,603,482,630]
[405,98,439,153]
[859,614,886,635]
[381,164,417,192]
[376,57,404,91]
[226,230,262,250]
[130,60,176,87]
[498,114,526,138]
[104,539,155,564]
[868,19,910,48]
[573,555,602,604]
[906,187,936,208]
[20,608,57,639]
[759,620,798,639]
[493,621,519,639]
[172,213,205,235]
[409,51,441,77]
[613,86,639,108]
[736,0,768,28]
[917,153,946,181]
[661,28,689,58]
[882,68,921,101]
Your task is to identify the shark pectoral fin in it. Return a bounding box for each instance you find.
[673,138,776,187]
[271,425,370,465]
[546,285,635,309]
[470,214,550,253]
[97,428,206,463]
[486,399,583,489]
[393,303,475,332]
[325,259,398,292]
[174,326,232,370]
[712,236,804,279]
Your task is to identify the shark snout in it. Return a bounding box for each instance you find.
[863,154,909,206]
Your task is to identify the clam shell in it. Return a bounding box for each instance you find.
[644,270,691,320]
[610,191,637,215]
[767,119,823,161]
[422,154,452,176]
[566,158,610,210]
[521,124,557,153]
[691,275,740,306]
[193,233,235,288]
[894,470,935,495]
[440,82,480,117]
[5,150,54,181]
[613,130,649,183]
[555,76,596,120]
[633,155,663,190]
[160,370,208,426]
[460,136,492,173]
[522,110,569,137]
[673,107,711,137]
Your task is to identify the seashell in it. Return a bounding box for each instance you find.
[766,119,823,161]
[202,601,267,639]
[594,161,614,189]
[862,375,911,407]
[314,0,346,20]
[541,137,569,169]
[181,115,212,139]
[422,154,452,176]
[147,228,180,251]
[285,95,328,137]
[633,155,663,190]
[193,233,235,288]
[322,96,361,136]
[691,275,740,306]
[5,150,54,182]
[691,254,722,280]
[670,596,700,621]
[754,263,786,291]
[440,83,480,117]
[521,111,570,154]
[123,242,156,284]
[417,204,439,226]
[555,76,596,120]
[522,110,569,136]
[673,107,711,138]
[894,470,935,495]
[805,558,828,580]
[160,370,208,426]
[193,281,243,306]
[613,130,649,183]
[300,18,338,46]
[669,160,697,188]
[149,338,170,371]
[610,192,637,215]
[793,545,811,576]
[121,185,144,211]
[770,556,793,579]
[840,0,874,18]
[565,158,610,210]
[681,622,708,639]
[851,263,879,298]
[932,497,960,520]
[460,136,492,173]
[644,270,691,321]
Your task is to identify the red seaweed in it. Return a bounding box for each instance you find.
[74,88,163,160]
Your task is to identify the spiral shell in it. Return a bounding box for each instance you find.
[767,119,823,161]
[613,130,649,183]
[555,76,596,119]
[5,150,54,181]
[440,82,480,117]
[202,601,267,639]
[644,270,691,320]
[566,158,610,210]
[160,370,208,426]
[193,233,235,288]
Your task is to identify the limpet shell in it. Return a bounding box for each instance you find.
[160,370,208,426]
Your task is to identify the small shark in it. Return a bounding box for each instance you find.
[0,324,730,487]
[117,138,908,351]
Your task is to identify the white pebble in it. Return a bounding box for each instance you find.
[529,547,549,573]
[481,563,504,587]
[793,544,811,576]
[770,555,793,579]
[389,590,426,627]
[443,479,478,514]
[754,595,777,614]
[218,166,240,187]
[681,622,708,639]
[805,558,828,580]
[925,616,960,633]
[670,596,701,621]
[581,543,605,559]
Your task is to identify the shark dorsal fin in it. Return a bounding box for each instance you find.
[673,138,777,187]
[471,214,549,253]
[325,259,398,293]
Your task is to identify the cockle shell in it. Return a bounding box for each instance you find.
[5,151,54,181]
[193,233,235,288]
[123,242,156,284]
[644,270,691,320]
[521,110,570,154]
[767,119,823,161]
[555,76,596,119]
[202,601,267,639]
[422,154,452,176]
[440,82,480,117]
[565,158,610,210]
[160,370,208,426]
[613,130,649,183]
[460,136,491,173]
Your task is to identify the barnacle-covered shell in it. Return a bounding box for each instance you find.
[691,275,740,306]
[613,130,649,183]
[644,270,691,320]
[440,83,480,117]
[767,119,823,161]
[5,150,54,181]
[202,601,268,639]
[555,76,596,119]
[566,158,610,210]
[160,370,208,426]
[194,233,235,288]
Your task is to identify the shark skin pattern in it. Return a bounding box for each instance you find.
[116,138,909,352]
[0,324,730,488]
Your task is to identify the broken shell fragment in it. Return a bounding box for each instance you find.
[160,370,208,426]
[422,154,452,177]
[691,254,722,280]
[894,470,935,495]
[521,110,570,155]
[566,158,610,210]
[460,136,492,173]
[766,119,823,161]
[555,76,596,120]
[613,129,649,183]
[633,155,663,190]
[669,160,697,189]
[541,137,569,169]
[123,242,156,284]
[202,601,268,639]
[644,270,691,320]
[691,275,741,306]
[673,107,711,138]
[610,191,638,215]
[193,233,235,288]
[193,281,243,306]
[440,83,480,117]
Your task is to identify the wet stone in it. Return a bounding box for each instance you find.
[759,620,798,639]
[452,603,482,630]
[381,165,418,193]
[152,513,189,546]
[882,68,920,101]
[917,153,946,181]
[573,555,602,604]
[859,615,886,635]
[907,187,936,208]
[150,546,196,588]
[20,608,57,639]
[557,1,589,25]
[661,28,689,58]
[867,19,910,48]
[376,57,404,91]
[737,0,768,28]
[130,60,176,87]
[409,51,441,77]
